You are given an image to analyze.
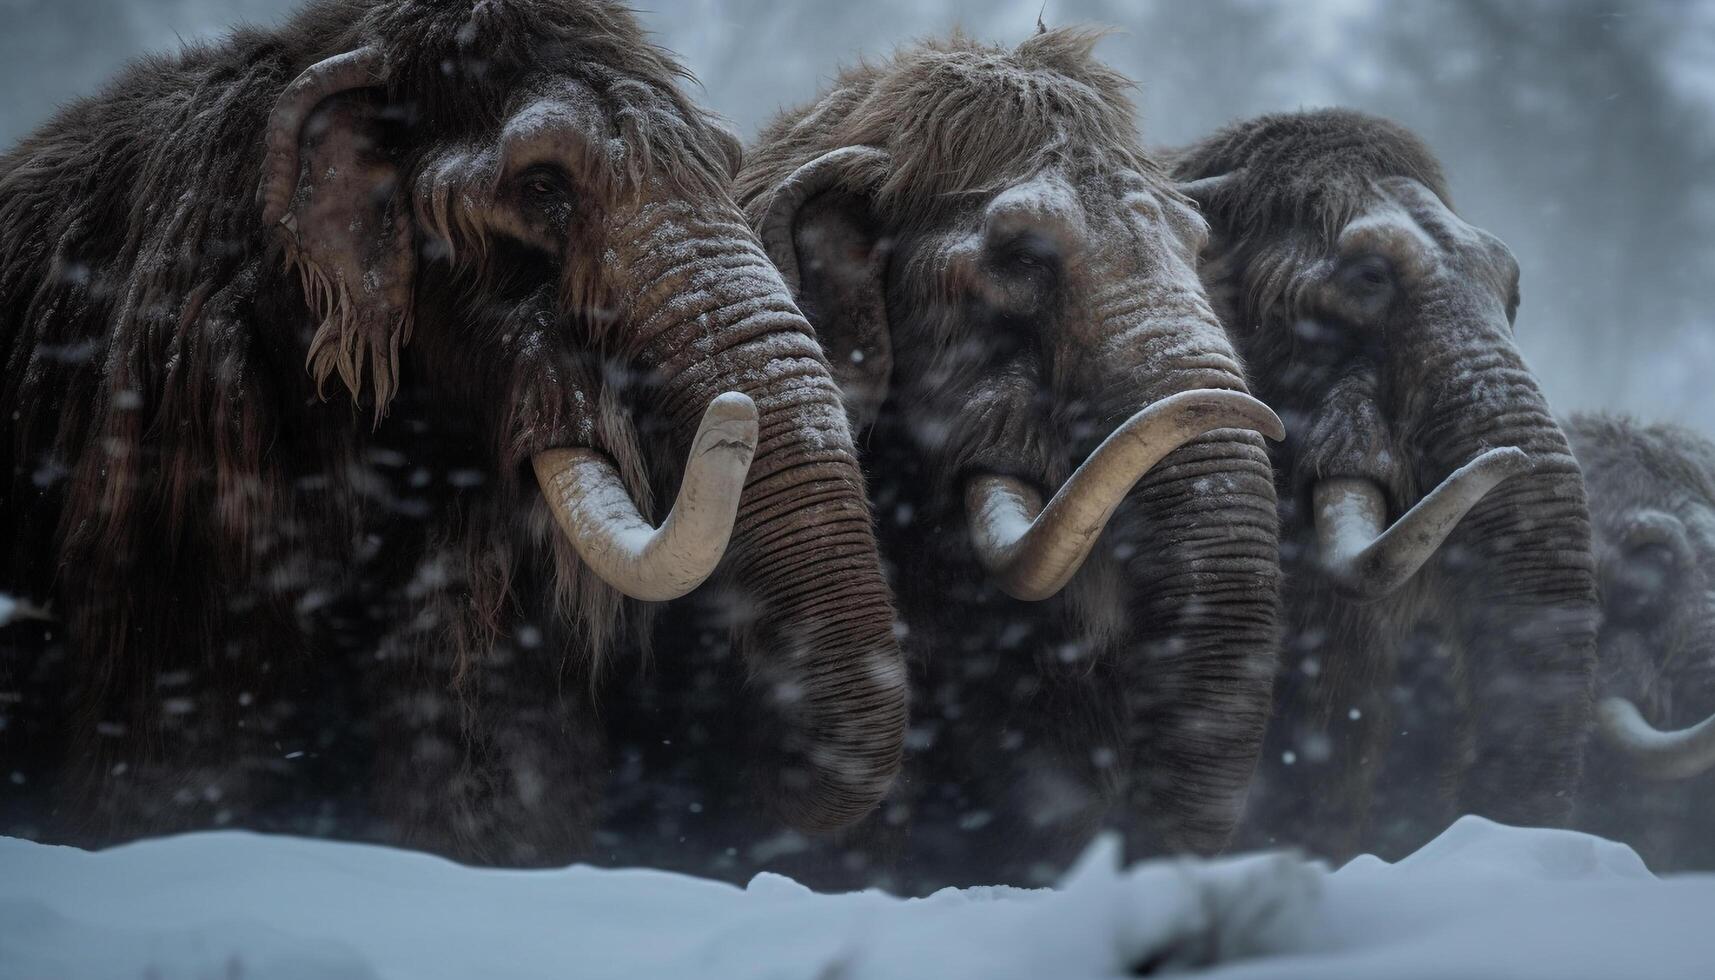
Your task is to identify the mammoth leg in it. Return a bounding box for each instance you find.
[1231,593,1397,861]
[364,641,604,865]
[1358,610,1468,859]
[362,543,604,866]
[47,590,292,845]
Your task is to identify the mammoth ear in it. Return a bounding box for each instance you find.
[259,48,414,423]
[1175,169,1244,214]
[757,146,893,433]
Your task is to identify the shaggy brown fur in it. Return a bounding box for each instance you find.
[1567,413,1715,870]
[0,0,903,862]
[1174,110,1596,860]
[738,28,1160,223]
[709,30,1282,892]
[1175,111,1448,250]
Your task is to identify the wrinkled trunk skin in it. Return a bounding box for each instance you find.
[1072,292,1281,859]
[604,199,908,836]
[1105,427,1280,855]
[1239,289,1596,862]
[1421,353,1596,836]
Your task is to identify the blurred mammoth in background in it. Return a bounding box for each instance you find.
[0,0,905,862]
[1174,109,1598,860]
[631,27,1286,892]
[1567,414,1715,870]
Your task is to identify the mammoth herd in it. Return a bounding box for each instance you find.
[1,0,1710,888]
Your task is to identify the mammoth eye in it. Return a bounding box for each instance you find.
[1627,541,1681,576]
[1608,544,1678,624]
[1606,514,1691,624]
[518,166,572,205]
[1338,255,1395,294]
[996,232,1060,281]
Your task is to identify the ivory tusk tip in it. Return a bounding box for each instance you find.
[1483,445,1531,470]
[1596,697,1633,726]
[1177,388,1285,442]
[1463,446,1533,484]
[703,391,759,427]
[693,392,760,459]
[696,424,760,461]
[1257,405,1286,443]
[1219,391,1284,442]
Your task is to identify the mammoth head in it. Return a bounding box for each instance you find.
[1174,110,1581,604]
[250,7,906,833]
[253,42,754,603]
[1570,415,1715,781]
[739,29,1283,606]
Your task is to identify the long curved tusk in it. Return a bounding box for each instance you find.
[1596,697,1715,781]
[1314,446,1531,600]
[966,388,1285,602]
[532,392,759,602]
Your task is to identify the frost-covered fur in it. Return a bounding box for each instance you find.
[708,30,1282,892]
[1567,413,1715,870]
[1173,110,1597,860]
[0,0,903,864]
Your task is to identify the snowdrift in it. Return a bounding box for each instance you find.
[1,816,1709,979]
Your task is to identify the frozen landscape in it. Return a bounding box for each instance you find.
[1,4,1713,979]
[2,816,1711,979]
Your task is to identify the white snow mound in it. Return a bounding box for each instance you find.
[1,816,1710,979]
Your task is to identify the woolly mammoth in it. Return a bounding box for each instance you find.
[688,29,1285,891]
[0,0,905,862]
[1567,414,1715,870]
[1173,109,1598,860]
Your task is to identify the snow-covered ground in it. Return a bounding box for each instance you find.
[1,816,1709,979]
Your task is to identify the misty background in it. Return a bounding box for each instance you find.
[3,0,1711,433]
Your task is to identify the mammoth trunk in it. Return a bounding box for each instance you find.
[615,205,906,832]
[1106,430,1281,854]
[1419,349,1598,828]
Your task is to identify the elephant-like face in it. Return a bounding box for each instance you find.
[871,167,1256,495]
[739,29,1285,855]
[775,161,1281,567]
[1177,109,1597,831]
[1596,506,1715,723]
[1570,416,1715,782]
[1180,122,1591,606]
[260,1,906,833]
[1198,175,1535,588]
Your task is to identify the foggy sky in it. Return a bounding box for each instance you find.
[3,0,1711,433]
